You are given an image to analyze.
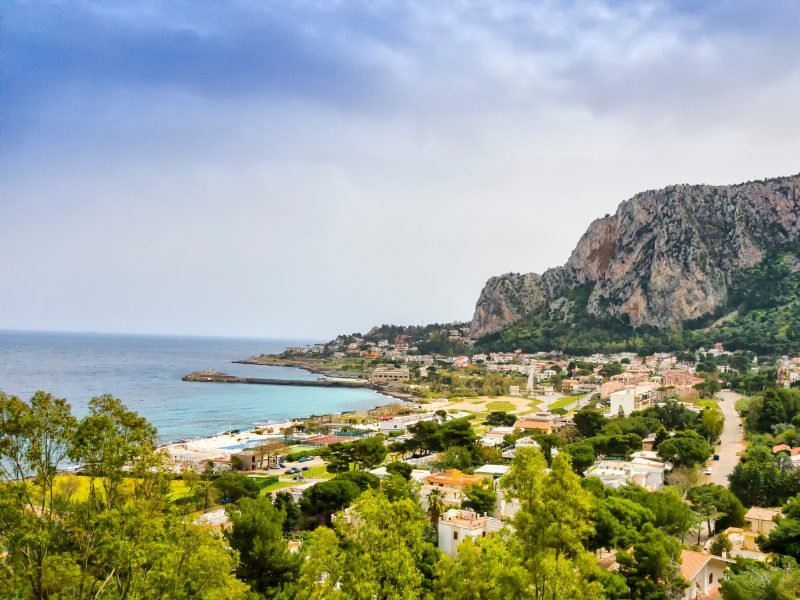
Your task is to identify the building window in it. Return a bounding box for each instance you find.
[709,573,713,584]
[453,531,459,540]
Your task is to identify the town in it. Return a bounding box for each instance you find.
[149,328,800,598]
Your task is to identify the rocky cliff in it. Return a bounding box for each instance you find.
[470,173,800,338]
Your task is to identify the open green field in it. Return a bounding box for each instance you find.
[485,400,516,412]
[548,395,584,411]
[50,475,193,503]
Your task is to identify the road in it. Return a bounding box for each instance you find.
[707,390,745,486]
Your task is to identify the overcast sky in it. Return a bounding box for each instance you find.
[2,1,799,340]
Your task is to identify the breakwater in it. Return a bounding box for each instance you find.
[182,370,371,389]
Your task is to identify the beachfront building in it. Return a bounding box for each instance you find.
[584,458,666,491]
[369,366,410,383]
[231,450,260,471]
[437,509,506,556]
[679,550,734,600]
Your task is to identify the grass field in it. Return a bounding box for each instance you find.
[485,400,516,411]
[548,395,584,411]
[51,475,193,503]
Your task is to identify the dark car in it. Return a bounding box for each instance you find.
[713,455,720,461]
[285,468,298,475]
[301,466,310,471]
[278,462,287,468]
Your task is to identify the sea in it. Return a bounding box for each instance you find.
[0,331,391,443]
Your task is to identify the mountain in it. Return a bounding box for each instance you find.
[471,173,800,354]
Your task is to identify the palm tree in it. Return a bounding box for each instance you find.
[427,488,446,535]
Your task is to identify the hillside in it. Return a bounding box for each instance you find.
[472,173,800,354]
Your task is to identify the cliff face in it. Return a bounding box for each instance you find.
[470,174,800,337]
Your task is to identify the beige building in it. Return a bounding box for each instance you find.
[370,366,410,383]
[437,509,506,556]
[744,507,782,537]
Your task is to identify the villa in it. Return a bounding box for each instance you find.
[437,509,506,556]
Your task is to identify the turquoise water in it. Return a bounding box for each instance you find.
[0,331,389,443]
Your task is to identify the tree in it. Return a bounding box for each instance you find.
[566,442,596,473]
[224,497,301,597]
[710,533,732,556]
[301,478,362,526]
[70,394,159,510]
[589,496,655,553]
[686,484,746,534]
[615,523,686,600]
[0,392,248,600]
[434,533,531,600]
[760,495,800,560]
[386,461,413,480]
[698,406,724,443]
[656,430,712,467]
[273,490,303,534]
[573,408,607,438]
[298,490,437,599]
[211,471,261,501]
[427,488,446,535]
[461,480,496,515]
[720,559,800,600]
[484,411,517,427]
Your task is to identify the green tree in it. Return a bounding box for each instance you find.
[301,478,362,526]
[461,479,496,515]
[615,523,686,600]
[71,394,159,510]
[573,408,607,438]
[720,559,800,600]
[298,490,437,599]
[656,430,712,467]
[566,442,596,473]
[686,484,746,534]
[224,497,300,597]
[385,461,412,480]
[484,411,517,427]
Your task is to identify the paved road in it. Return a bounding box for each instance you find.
[707,390,745,486]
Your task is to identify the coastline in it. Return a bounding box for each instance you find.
[164,356,419,457]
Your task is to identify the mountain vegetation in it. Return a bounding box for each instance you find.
[478,242,800,355]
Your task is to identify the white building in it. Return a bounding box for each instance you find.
[584,458,666,491]
[680,550,734,600]
[608,385,655,417]
[437,509,506,556]
[378,412,437,433]
[501,436,541,460]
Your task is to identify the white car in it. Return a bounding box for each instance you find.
[704,467,713,476]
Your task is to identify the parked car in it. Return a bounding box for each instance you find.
[299,456,314,462]
[704,467,713,475]
[270,464,281,470]
[285,467,299,475]
[301,466,310,471]
[278,462,287,468]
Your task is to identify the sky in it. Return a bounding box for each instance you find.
[2,1,800,340]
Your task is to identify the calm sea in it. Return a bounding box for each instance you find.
[0,331,389,443]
